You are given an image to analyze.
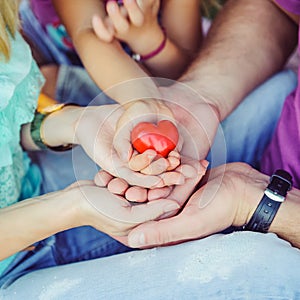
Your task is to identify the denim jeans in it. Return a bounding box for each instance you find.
[0,227,132,290]
[208,69,298,169]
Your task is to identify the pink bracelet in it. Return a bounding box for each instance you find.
[132,28,167,62]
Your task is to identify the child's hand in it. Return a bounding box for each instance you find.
[94,157,208,203]
[93,0,162,50]
[75,103,184,189]
[128,150,180,175]
[113,98,182,176]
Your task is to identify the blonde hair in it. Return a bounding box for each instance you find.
[0,0,19,60]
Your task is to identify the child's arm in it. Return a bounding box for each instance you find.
[93,0,202,79]
[150,0,202,78]
[52,0,157,104]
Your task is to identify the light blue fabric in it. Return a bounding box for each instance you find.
[1,232,300,299]
[208,68,298,169]
[0,256,16,280]
[0,32,44,275]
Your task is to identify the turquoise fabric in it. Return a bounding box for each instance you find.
[0,31,44,275]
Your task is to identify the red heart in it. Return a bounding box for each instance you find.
[131,120,179,157]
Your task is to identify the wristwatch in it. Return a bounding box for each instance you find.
[243,169,293,233]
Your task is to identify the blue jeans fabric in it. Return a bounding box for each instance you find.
[55,65,116,106]
[208,68,298,168]
[1,232,300,299]
[0,227,132,290]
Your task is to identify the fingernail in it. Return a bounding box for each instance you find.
[129,233,145,247]
[163,203,180,213]
[201,160,210,169]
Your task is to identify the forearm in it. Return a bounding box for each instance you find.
[0,189,79,260]
[52,0,157,104]
[73,29,157,102]
[21,105,84,151]
[270,189,300,248]
[180,0,298,120]
[239,167,300,249]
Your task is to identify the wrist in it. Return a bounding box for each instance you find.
[129,25,166,60]
[42,105,84,147]
[269,188,299,234]
[53,188,83,230]
[239,169,293,233]
[233,168,269,227]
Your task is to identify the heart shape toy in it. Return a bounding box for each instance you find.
[131,120,179,157]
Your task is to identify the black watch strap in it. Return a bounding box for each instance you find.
[243,169,292,233]
[244,194,281,232]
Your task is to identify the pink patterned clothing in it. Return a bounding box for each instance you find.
[260,0,300,187]
[30,0,73,51]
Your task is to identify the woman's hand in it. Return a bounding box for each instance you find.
[74,103,189,188]
[70,180,180,237]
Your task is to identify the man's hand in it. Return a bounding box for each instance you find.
[126,163,268,248]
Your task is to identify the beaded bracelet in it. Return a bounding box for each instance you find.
[132,27,167,62]
[30,102,78,152]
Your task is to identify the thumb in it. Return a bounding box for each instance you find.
[128,213,194,248]
[92,15,114,42]
[113,127,133,162]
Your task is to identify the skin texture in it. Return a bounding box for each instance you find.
[51,0,202,178]
[0,180,181,260]
[115,0,300,249]
[11,98,206,261]
[127,163,300,249]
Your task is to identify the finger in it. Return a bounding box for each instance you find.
[92,15,114,42]
[107,177,129,195]
[166,150,181,170]
[140,157,170,175]
[148,186,172,201]
[113,100,162,162]
[64,180,95,191]
[168,150,180,159]
[160,171,185,186]
[165,160,206,205]
[106,1,129,34]
[113,123,134,162]
[127,199,180,223]
[125,186,148,202]
[175,164,197,179]
[128,213,198,248]
[117,166,162,188]
[178,157,209,178]
[166,156,180,171]
[94,170,114,187]
[128,149,157,171]
[123,0,144,26]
